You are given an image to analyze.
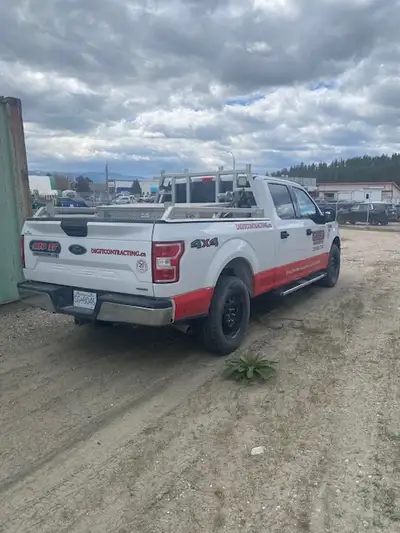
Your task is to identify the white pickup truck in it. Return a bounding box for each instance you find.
[19,166,340,354]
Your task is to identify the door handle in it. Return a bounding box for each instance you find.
[306,229,312,236]
[281,231,289,239]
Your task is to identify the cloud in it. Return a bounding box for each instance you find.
[1,0,400,176]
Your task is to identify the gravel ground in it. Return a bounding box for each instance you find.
[1,228,400,533]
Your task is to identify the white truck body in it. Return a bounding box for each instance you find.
[20,171,340,354]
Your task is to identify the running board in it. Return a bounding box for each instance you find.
[279,273,327,297]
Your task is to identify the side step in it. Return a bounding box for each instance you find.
[278,273,327,297]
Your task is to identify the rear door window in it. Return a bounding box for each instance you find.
[268,183,296,219]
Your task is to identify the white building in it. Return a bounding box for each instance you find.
[139,179,159,196]
[108,179,159,195]
[28,175,58,197]
[317,181,400,203]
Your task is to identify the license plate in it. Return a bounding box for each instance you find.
[73,290,97,310]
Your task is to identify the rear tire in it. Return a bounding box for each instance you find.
[320,244,340,287]
[200,276,250,355]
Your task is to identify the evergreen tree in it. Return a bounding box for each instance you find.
[130,179,142,195]
[270,153,400,184]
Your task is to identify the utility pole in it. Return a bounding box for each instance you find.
[226,151,236,170]
[105,163,109,202]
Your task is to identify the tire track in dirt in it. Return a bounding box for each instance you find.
[0,274,358,533]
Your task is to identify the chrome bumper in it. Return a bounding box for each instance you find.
[19,284,56,313]
[18,281,174,327]
[96,301,173,326]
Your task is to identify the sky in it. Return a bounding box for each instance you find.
[1,0,400,177]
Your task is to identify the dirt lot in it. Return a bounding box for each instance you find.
[1,228,400,533]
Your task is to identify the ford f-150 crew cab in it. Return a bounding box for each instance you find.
[19,165,340,354]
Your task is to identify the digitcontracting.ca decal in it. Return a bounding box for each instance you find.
[91,248,146,257]
[235,222,272,230]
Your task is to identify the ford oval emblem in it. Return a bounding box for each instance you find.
[69,244,87,255]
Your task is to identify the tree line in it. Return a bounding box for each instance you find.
[67,175,142,195]
[268,153,400,184]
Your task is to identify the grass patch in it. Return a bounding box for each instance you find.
[224,352,277,382]
[386,430,400,442]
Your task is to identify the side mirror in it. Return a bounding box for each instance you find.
[323,209,336,222]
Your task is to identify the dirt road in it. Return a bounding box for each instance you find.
[1,228,400,533]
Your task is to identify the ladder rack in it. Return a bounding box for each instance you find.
[162,204,264,220]
[157,164,253,204]
[33,202,265,221]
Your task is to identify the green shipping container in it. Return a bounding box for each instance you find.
[0,97,31,304]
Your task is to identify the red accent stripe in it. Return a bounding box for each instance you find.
[254,252,329,297]
[172,252,329,320]
[173,287,214,321]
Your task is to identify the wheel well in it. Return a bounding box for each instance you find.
[219,258,254,296]
[333,236,340,249]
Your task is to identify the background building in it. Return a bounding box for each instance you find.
[28,175,58,197]
[317,181,400,203]
[140,179,159,196]
[108,178,159,195]
[279,176,318,193]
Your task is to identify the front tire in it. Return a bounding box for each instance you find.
[320,243,340,287]
[200,276,250,355]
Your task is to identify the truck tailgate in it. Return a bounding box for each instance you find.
[22,219,155,297]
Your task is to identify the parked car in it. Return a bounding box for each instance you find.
[383,204,398,222]
[115,195,135,205]
[315,200,356,221]
[56,198,88,208]
[337,203,389,225]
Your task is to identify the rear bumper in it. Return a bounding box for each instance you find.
[18,281,174,327]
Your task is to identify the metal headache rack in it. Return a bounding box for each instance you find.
[157,164,254,204]
[33,164,266,221]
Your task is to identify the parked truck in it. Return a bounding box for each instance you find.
[19,166,340,354]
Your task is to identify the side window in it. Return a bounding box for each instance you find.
[292,188,318,218]
[268,183,296,219]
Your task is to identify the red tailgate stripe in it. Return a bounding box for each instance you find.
[173,287,214,321]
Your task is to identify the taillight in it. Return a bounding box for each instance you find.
[21,235,25,268]
[152,241,184,283]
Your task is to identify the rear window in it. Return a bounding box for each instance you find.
[162,180,233,203]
